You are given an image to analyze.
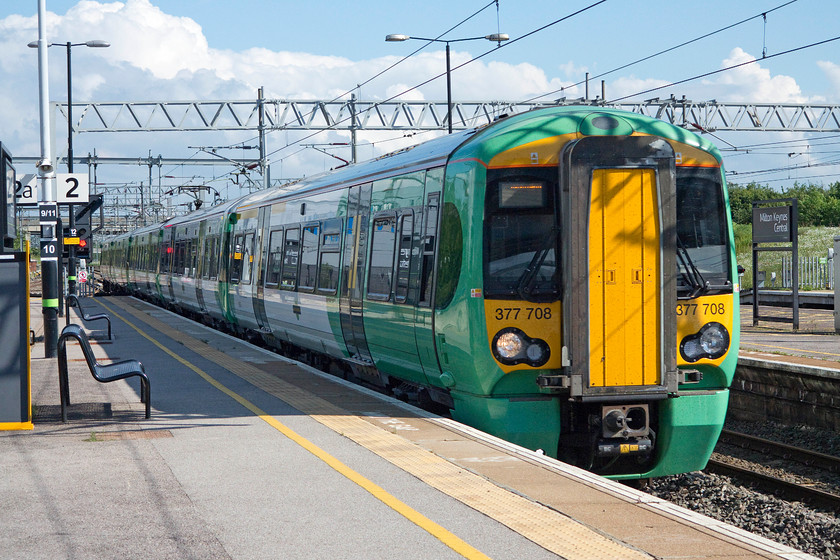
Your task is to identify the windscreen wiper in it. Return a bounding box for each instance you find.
[517,227,559,302]
[676,236,709,299]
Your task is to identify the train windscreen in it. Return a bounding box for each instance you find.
[676,167,731,294]
[484,168,559,302]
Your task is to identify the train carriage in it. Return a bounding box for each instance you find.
[102,106,738,479]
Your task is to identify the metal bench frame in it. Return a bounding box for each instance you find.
[57,324,151,422]
[65,294,112,340]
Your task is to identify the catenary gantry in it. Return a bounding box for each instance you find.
[55,98,840,133]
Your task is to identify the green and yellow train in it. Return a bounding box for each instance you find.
[101,106,739,479]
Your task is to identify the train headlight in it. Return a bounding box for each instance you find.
[492,328,550,367]
[496,331,524,359]
[680,322,730,363]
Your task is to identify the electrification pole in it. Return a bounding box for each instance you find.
[66,42,76,297]
[35,0,59,357]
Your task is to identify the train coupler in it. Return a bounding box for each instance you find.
[536,374,571,390]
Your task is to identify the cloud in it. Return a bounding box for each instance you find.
[817,60,840,93]
[603,48,812,105]
[2,2,831,206]
[704,47,807,103]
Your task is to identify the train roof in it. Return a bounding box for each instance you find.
[461,105,723,163]
[116,105,724,234]
[234,128,476,211]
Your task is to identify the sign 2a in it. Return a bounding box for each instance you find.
[15,174,90,205]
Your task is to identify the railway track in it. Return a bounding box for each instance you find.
[718,429,840,473]
[706,429,840,512]
[705,459,840,511]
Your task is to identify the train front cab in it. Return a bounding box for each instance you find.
[443,111,738,479]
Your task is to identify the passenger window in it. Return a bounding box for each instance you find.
[319,252,340,294]
[281,228,300,290]
[395,213,413,303]
[188,240,197,278]
[299,224,319,291]
[241,232,255,285]
[230,235,244,284]
[419,192,440,306]
[208,237,219,280]
[318,219,341,295]
[266,229,283,287]
[368,215,396,300]
[176,241,185,276]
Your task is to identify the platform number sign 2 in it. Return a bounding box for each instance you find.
[64,176,81,200]
[14,174,90,205]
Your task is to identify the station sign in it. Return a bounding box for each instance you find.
[39,238,58,261]
[38,203,59,223]
[15,173,90,205]
[752,205,792,243]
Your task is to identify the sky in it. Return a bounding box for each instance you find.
[1,0,839,218]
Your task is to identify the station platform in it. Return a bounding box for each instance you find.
[2,295,818,559]
[740,304,839,364]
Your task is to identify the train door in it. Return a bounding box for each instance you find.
[339,183,374,365]
[219,214,236,323]
[230,223,257,329]
[196,220,208,312]
[253,206,271,333]
[164,226,175,302]
[561,135,679,398]
[414,169,444,378]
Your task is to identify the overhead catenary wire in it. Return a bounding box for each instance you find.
[234,1,500,154]
[159,0,831,200]
[263,0,609,165]
[523,0,798,104]
[607,35,840,103]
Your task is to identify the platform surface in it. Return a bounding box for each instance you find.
[740,304,840,368]
[2,295,821,559]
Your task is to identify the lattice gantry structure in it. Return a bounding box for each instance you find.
[56,98,840,133]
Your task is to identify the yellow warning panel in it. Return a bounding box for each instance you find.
[589,168,661,387]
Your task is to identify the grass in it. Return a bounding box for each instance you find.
[735,225,840,290]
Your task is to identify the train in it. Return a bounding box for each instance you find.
[100,105,739,479]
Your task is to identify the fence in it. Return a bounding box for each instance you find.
[782,256,834,290]
[76,266,96,297]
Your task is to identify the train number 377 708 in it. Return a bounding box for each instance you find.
[676,303,726,316]
[494,307,553,320]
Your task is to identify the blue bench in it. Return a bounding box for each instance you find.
[65,294,112,340]
[57,324,151,422]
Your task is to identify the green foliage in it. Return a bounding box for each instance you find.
[727,182,777,224]
[732,223,752,256]
[734,225,840,290]
[728,181,840,227]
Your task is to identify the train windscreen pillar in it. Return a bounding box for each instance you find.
[0,248,32,430]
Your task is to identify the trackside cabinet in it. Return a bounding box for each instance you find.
[0,250,32,430]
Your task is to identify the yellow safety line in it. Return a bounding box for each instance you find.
[742,341,840,359]
[95,299,491,560]
[105,297,652,560]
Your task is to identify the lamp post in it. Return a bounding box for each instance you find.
[28,39,109,296]
[386,33,508,133]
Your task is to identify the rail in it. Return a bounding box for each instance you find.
[705,459,840,512]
